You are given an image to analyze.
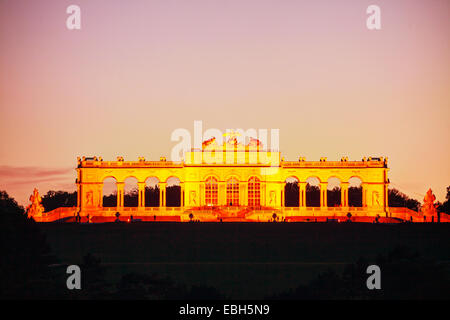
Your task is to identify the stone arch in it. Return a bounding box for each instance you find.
[202,172,221,182]
[325,173,345,183]
[165,175,181,183]
[225,173,241,182]
[102,177,117,207]
[205,176,218,206]
[226,177,240,206]
[123,175,139,182]
[327,176,341,207]
[348,175,364,183]
[124,177,138,207]
[284,176,299,207]
[248,176,261,207]
[246,174,263,182]
[145,176,160,207]
[348,176,363,207]
[282,174,300,183]
[305,176,320,207]
[102,175,118,182]
[144,175,162,184]
[166,176,181,207]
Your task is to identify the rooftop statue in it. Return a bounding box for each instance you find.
[202,137,217,148]
[248,137,263,148]
[202,132,263,149]
[223,131,241,146]
[26,188,45,218]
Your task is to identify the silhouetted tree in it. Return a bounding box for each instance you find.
[0,191,60,298]
[41,190,77,212]
[284,182,299,207]
[306,184,320,207]
[388,188,420,211]
[116,272,178,299]
[327,187,341,207]
[103,191,117,207]
[267,246,450,299]
[77,253,112,299]
[124,188,138,207]
[166,185,181,207]
[145,186,160,207]
[437,186,450,214]
[348,186,362,207]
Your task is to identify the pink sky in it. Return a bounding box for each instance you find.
[0,0,449,205]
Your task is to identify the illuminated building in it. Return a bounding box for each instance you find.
[67,135,395,222]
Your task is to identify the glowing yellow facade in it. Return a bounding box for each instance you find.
[75,141,390,222]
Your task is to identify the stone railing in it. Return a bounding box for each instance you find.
[80,161,183,168]
[33,207,77,222]
[389,207,422,221]
[282,161,385,168]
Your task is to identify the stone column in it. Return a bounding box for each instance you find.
[138,182,145,208]
[239,182,244,206]
[320,182,328,208]
[341,182,349,207]
[243,183,248,206]
[76,169,82,210]
[299,182,306,207]
[384,174,389,211]
[200,183,204,206]
[219,181,226,206]
[116,182,125,208]
[159,182,166,207]
[281,182,286,207]
[180,182,185,208]
[98,185,102,208]
[94,182,103,208]
[261,182,266,207]
[362,182,367,207]
[77,182,82,209]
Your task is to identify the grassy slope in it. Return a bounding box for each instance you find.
[40,222,450,299]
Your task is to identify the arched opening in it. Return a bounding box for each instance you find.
[102,177,117,207]
[166,177,181,207]
[205,176,218,206]
[327,177,341,207]
[284,177,299,207]
[348,177,363,207]
[124,177,138,207]
[306,177,320,207]
[145,177,160,207]
[248,176,261,207]
[226,177,239,206]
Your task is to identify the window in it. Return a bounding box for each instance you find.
[205,176,218,206]
[227,177,239,206]
[248,177,260,206]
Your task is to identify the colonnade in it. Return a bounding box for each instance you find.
[291,181,366,208]
[99,181,187,208]
[97,179,377,209]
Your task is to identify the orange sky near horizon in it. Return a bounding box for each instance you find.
[0,0,449,206]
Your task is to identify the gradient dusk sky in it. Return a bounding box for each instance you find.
[0,0,449,205]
